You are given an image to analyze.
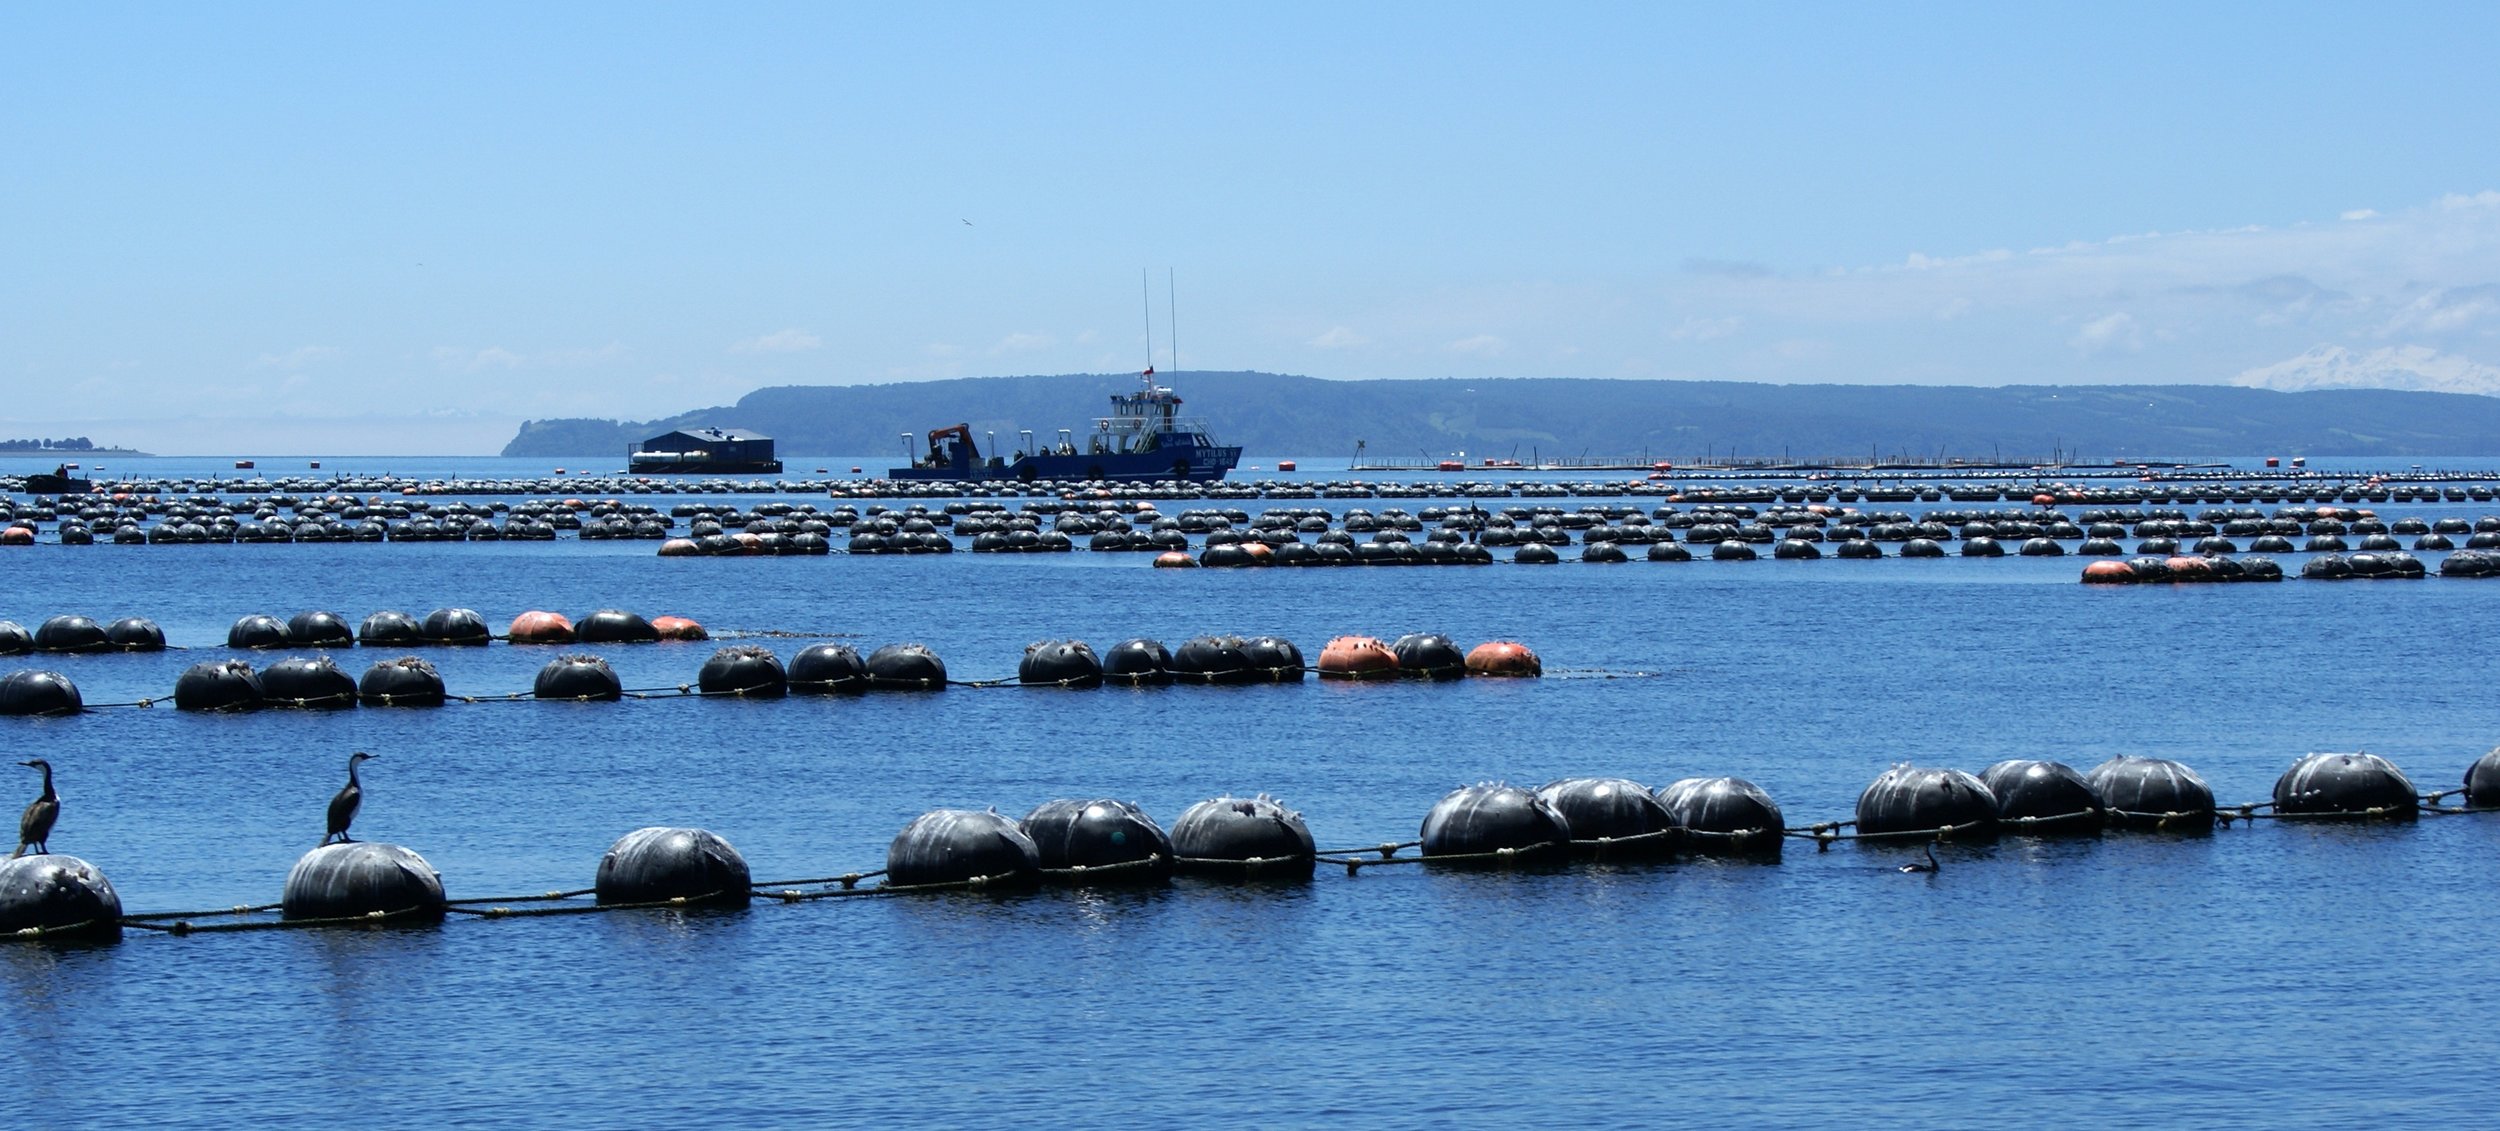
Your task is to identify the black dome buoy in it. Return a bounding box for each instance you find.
[863,643,946,690]
[698,645,788,698]
[789,643,868,693]
[1535,777,1673,849]
[1977,759,2104,833]
[1855,765,1998,838]
[1018,640,1104,688]
[2464,747,2500,808]
[260,656,358,709]
[884,809,1040,887]
[0,854,122,941]
[173,659,264,712]
[281,842,448,921]
[420,607,490,646]
[287,610,355,648]
[575,609,660,644]
[0,621,28,656]
[533,654,622,701]
[1390,633,1467,680]
[358,657,446,707]
[33,615,107,653]
[227,614,291,650]
[358,610,423,647]
[103,617,165,651]
[1169,795,1316,877]
[1241,635,1305,681]
[1102,638,1173,686]
[595,827,752,907]
[0,670,82,717]
[1655,776,1785,855]
[2272,752,2419,819]
[2085,755,2215,829]
[1019,799,1173,879]
[1170,635,1253,685]
[1419,783,1571,858]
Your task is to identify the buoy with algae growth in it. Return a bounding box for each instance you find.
[1855,765,1998,838]
[0,854,122,940]
[1464,641,1541,677]
[358,657,446,707]
[698,645,788,697]
[1419,783,1571,858]
[885,809,1040,887]
[533,654,622,701]
[2086,755,2215,829]
[2272,752,2419,819]
[282,842,448,921]
[1317,635,1399,680]
[864,643,946,690]
[595,827,751,907]
[1169,795,1316,877]
[1018,640,1103,688]
[173,659,264,712]
[1977,759,2103,833]
[1536,777,1672,851]
[1019,799,1172,880]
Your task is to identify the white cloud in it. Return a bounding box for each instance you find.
[432,346,524,371]
[1309,326,1368,349]
[1448,334,1507,355]
[990,332,1054,354]
[251,345,340,370]
[1666,316,1741,342]
[2379,286,2500,337]
[2341,208,2380,221]
[2069,311,2142,354]
[731,328,822,354]
[2234,344,2500,394]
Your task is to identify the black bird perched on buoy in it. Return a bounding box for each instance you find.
[1899,840,1939,874]
[323,752,376,845]
[14,759,56,858]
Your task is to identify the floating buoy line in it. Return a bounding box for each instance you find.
[9,749,2500,944]
[0,610,1559,714]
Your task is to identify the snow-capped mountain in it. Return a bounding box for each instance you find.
[2233,344,2500,395]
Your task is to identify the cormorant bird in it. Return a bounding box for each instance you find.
[15,759,56,858]
[1899,840,1940,874]
[323,752,376,845]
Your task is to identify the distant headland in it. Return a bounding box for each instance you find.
[501,372,2500,462]
[0,436,150,458]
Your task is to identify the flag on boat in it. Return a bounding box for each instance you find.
[1143,366,1154,377]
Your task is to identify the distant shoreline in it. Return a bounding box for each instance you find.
[0,449,152,459]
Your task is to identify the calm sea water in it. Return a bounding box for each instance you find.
[6,463,2500,1128]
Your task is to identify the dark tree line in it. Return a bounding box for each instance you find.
[0,437,97,451]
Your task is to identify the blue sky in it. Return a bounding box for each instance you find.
[6,2,2500,453]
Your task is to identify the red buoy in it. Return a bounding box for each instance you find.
[2080,560,2137,584]
[1240,541,1274,564]
[657,538,701,557]
[1153,551,1197,568]
[651,616,708,641]
[2031,493,2058,507]
[2165,555,2214,582]
[1464,640,1542,677]
[506,610,576,644]
[0,526,33,546]
[1317,635,1400,680]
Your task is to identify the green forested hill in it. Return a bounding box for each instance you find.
[502,371,2500,460]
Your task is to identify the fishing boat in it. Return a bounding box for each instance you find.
[26,464,91,494]
[889,368,1243,483]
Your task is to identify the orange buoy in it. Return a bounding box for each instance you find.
[2165,555,2214,582]
[1464,640,1542,678]
[651,615,708,641]
[1317,635,1400,680]
[2080,560,2137,584]
[657,538,701,557]
[1277,460,1297,471]
[2031,493,2058,507]
[0,526,34,546]
[732,532,765,554]
[1153,551,1197,568]
[1240,541,1274,564]
[506,610,576,644]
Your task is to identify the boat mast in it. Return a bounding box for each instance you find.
[1140,268,1155,385]
[1168,268,1178,379]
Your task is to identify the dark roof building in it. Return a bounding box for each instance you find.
[628,427,782,474]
